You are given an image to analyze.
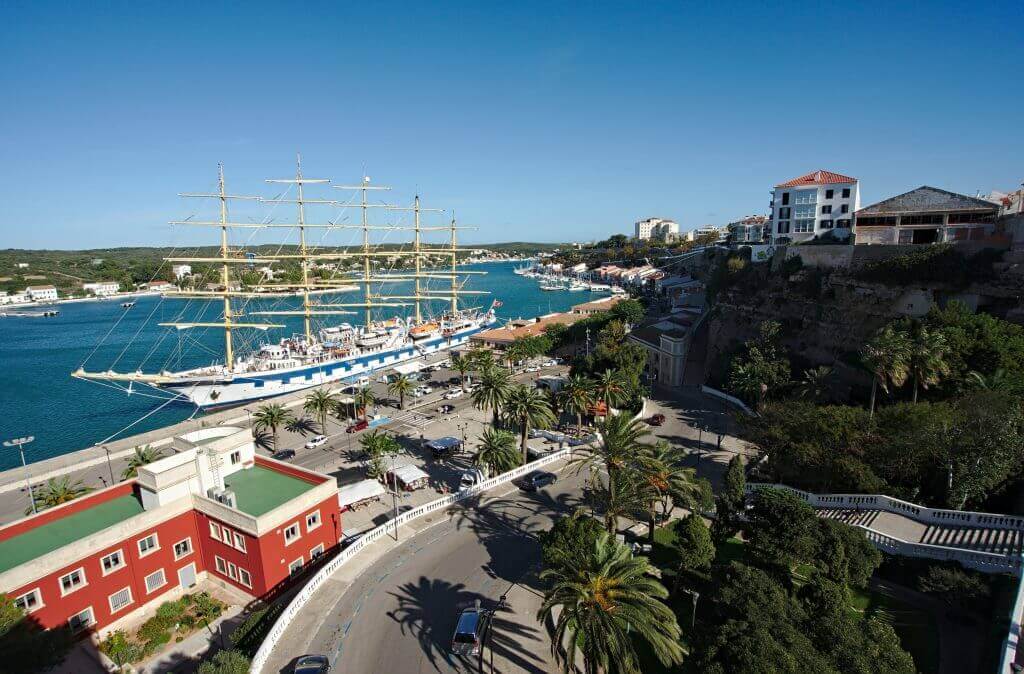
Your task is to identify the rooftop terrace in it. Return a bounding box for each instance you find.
[222,464,317,517]
[0,494,144,574]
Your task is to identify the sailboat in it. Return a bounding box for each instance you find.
[73,159,497,408]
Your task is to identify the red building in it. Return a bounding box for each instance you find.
[0,426,340,637]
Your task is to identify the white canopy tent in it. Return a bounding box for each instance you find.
[392,360,428,376]
[338,479,386,509]
[389,464,430,490]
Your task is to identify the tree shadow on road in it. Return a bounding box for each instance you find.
[387,576,478,673]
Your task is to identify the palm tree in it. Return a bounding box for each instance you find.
[904,323,951,403]
[794,365,832,402]
[593,368,626,414]
[121,445,164,480]
[538,533,684,674]
[472,366,512,426]
[303,388,337,433]
[387,374,415,410]
[452,355,473,391]
[572,413,652,533]
[559,374,596,432]
[967,369,1010,391]
[504,341,527,373]
[468,346,496,375]
[360,430,401,479]
[860,325,911,417]
[253,403,295,451]
[29,476,92,514]
[474,428,521,476]
[353,387,376,421]
[638,441,707,542]
[502,384,556,463]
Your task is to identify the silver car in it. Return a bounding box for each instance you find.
[451,604,488,656]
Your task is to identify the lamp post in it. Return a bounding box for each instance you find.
[102,445,115,485]
[5,436,37,515]
[389,450,400,542]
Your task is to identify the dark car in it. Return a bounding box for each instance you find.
[519,470,557,492]
[451,604,488,656]
[647,413,666,426]
[272,449,296,460]
[449,376,461,386]
[437,403,455,414]
[293,654,329,674]
[347,419,369,433]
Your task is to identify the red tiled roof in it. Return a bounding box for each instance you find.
[776,170,857,188]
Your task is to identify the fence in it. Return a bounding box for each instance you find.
[998,573,1024,674]
[700,385,754,416]
[250,447,572,673]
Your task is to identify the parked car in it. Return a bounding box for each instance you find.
[518,470,557,492]
[542,359,557,367]
[451,603,488,656]
[448,376,462,386]
[305,435,327,449]
[413,385,433,397]
[460,468,487,489]
[647,413,666,426]
[272,449,296,461]
[525,365,541,373]
[293,654,330,674]
[442,388,464,400]
[347,419,369,433]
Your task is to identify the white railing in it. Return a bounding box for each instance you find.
[859,527,1022,575]
[250,448,573,673]
[746,483,1024,532]
[998,572,1024,673]
[700,385,754,415]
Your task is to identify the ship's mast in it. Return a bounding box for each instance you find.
[414,195,422,323]
[217,166,234,367]
[449,214,458,314]
[362,179,372,325]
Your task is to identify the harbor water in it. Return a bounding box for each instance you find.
[0,262,588,469]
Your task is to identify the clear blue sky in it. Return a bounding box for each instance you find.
[2,1,1022,248]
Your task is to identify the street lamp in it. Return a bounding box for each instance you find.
[102,444,115,485]
[682,588,700,627]
[5,436,37,515]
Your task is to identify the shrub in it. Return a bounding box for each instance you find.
[99,630,141,667]
[155,600,185,623]
[178,614,197,630]
[853,244,1000,288]
[137,616,171,643]
[198,649,252,674]
[141,630,171,657]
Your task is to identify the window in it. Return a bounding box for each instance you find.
[306,511,321,532]
[793,205,816,219]
[101,550,125,575]
[215,556,227,575]
[781,192,790,205]
[284,523,300,545]
[794,219,815,233]
[820,219,834,229]
[174,538,193,560]
[228,562,238,580]
[229,451,241,465]
[825,189,834,199]
[836,219,851,228]
[68,607,94,632]
[209,522,221,541]
[233,532,246,552]
[144,569,166,594]
[820,205,832,215]
[793,191,817,205]
[238,568,252,588]
[14,589,42,613]
[777,207,791,219]
[902,214,943,225]
[109,587,133,614]
[289,558,304,575]
[856,216,897,226]
[777,221,790,234]
[840,204,849,214]
[59,568,86,596]
[138,534,159,557]
[842,188,851,198]
[310,543,325,560]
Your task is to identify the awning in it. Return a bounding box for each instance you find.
[389,464,430,486]
[426,436,461,451]
[392,360,428,376]
[338,479,386,508]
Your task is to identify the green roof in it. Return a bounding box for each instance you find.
[223,465,317,517]
[0,494,145,574]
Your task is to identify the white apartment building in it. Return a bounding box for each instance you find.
[684,225,727,243]
[82,281,120,296]
[635,218,679,241]
[25,285,58,302]
[770,170,860,244]
[727,215,769,244]
[172,264,192,279]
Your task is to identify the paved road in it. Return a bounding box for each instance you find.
[272,464,587,674]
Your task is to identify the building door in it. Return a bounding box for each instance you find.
[178,563,197,589]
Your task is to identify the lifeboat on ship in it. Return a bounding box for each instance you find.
[409,322,440,340]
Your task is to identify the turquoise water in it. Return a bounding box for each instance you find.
[0,262,584,469]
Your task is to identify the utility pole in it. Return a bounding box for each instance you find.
[5,436,36,515]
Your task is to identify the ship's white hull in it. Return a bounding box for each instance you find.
[157,320,490,408]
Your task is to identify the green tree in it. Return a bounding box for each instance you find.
[197,650,251,674]
[711,455,746,544]
[353,386,376,421]
[360,430,401,479]
[538,533,684,674]
[99,630,141,670]
[746,488,819,569]
[387,374,415,410]
[559,374,596,431]
[121,445,164,480]
[30,476,91,514]
[502,384,556,463]
[814,519,881,588]
[593,368,626,413]
[572,413,653,532]
[452,354,473,391]
[610,298,645,325]
[917,564,990,611]
[638,441,710,542]
[673,514,715,590]
[472,366,512,426]
[728,321,790,410]
[303,388,336,433]
[474,428,521,476]
[902,321,951,403]
[540,509,604,574]
[860,325,912,417]
[252,403,295,450]
[794,366,832,402]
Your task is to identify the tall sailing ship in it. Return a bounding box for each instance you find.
[73,159,497,408]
